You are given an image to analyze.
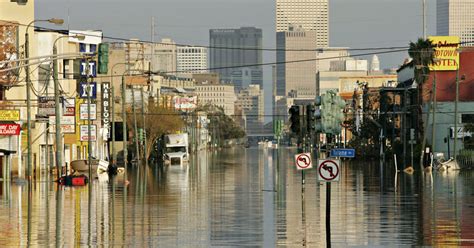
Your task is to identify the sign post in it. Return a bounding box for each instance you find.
[318,159,340,248]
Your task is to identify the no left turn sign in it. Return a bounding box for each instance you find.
[318,159,340,182]
[295,153,312,170]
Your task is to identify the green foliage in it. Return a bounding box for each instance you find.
[408,38,436,87]
[196,104,246,143]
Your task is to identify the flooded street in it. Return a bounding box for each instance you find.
[1,147,474,247]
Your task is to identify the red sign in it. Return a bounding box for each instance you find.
[0,124,21,135]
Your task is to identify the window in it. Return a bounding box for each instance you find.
[462,114,474,123]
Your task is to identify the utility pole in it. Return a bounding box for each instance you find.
[422,0,426,39]
[53,41,63,181]
[86,57,93,180]
[431,72,437,153]
[121,75,128,170]
[140,87,148,166]
[132,86,140,164]
[453,66,459,160]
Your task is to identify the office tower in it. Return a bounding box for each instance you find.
[276,0,329,47]
[209,27,263,89]
[276,28,318,98]
[177,46,207,78]
[437,0,474,46]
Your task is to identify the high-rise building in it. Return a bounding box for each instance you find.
[177,46,207,78]
[276,0,329,47]
[276,28,318,98]
[437,0,474,46]
[209,27,263,89]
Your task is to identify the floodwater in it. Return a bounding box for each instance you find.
[1,147,474,247]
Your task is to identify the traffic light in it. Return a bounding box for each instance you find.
[315,91,346,134]
[289,105,300,134]
[306,104,316,132]
[98,43,109,74]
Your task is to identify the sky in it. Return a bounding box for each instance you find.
[36,0,438,120]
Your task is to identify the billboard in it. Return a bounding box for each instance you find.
[429,36,460,71]
[0,21,19,85]
[173,96,197,111]
[0,124,20,135]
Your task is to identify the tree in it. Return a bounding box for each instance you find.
[127,101,184,161]
[408,38,435,136]
[196,104,245,145]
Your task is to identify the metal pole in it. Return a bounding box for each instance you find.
[122,75,128,170]
[87,67,93,180]
[140,88,148,166]
[431,72,437,153]
[111,83,116,166]
[132,86,140,164]
[422,0,426,39]
[326,182,331,248]
[25,30,32,180]
[53,43,63,181]
[453,65,459,160]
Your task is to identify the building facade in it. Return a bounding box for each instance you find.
[177,46,207,78]
[195,84,236,116]
[276,0,329,47]
[437,0,474,46]
[209,27,263,88]
[236,85,265,134]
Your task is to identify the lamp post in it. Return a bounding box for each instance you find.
[110,63,129,167]
[453,64,460,160]
[53,34,85,181]
[24,18,63,180]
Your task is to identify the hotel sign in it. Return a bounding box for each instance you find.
[429,36,460,71]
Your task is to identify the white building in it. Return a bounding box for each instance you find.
[437,0,474,46]
[195,84,236,116]
[177,46,207,78]
[276,0,329,47]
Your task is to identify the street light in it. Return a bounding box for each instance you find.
[52,34,85,181]
[25,18,63,180]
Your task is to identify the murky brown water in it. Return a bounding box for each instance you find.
[1,147,474,247]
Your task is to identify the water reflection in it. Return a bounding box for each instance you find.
[0,148,474,246]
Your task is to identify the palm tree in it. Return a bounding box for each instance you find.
[408,38,435,168]
[408,38,435,88]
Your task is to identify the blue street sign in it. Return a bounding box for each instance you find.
[78,82,97,99]
[330,148,355,158]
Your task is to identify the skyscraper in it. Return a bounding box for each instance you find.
[276,28,318,98]
[437,0,474,46]
[209,27,263,90]
[276,0,329,47]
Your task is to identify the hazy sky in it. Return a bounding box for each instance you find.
[36,0,437,118]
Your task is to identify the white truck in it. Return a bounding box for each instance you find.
[163,133,189,165]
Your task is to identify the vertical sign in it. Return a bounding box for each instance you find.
[102,82,111,139]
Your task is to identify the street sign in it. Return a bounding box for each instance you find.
[295,153,312,170]
[330,148,355,158]
[318,159,340,182]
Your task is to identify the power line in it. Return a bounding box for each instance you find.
[4,21,416,52]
